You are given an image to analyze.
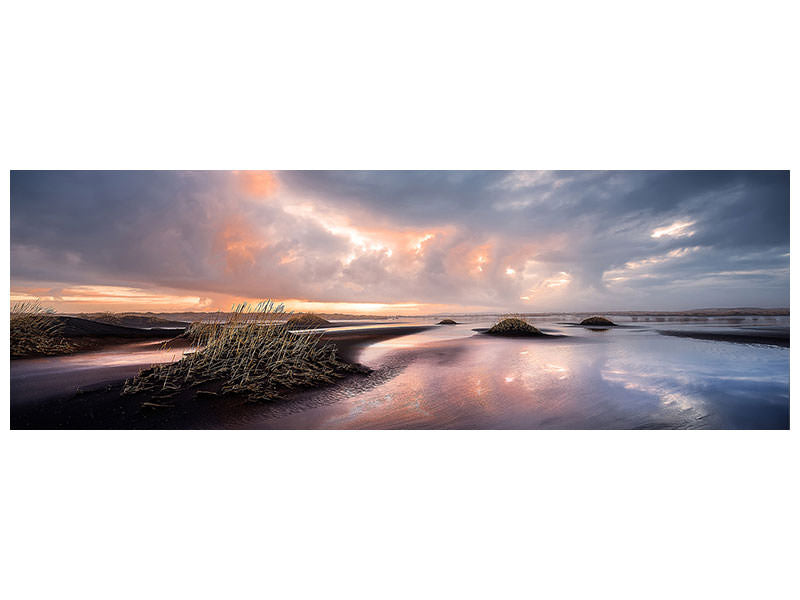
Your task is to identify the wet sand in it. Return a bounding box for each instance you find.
[253,322,788,430]
[10,325,433,429]
[657,328,789,347]
[10,318,790,430]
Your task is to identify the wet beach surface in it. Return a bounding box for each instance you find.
[10,339,193,405]
[254,317,789,430]
[9,326,432,429]
[10,316,789,429]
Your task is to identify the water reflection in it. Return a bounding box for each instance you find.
[10,339,183,404]
[260,320,788,429]
[9,318,790,429]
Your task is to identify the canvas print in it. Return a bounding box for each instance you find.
[9,170,789,429]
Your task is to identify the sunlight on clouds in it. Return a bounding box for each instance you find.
[415,234,434,252]
[10,286,471,316]
[234,170,279,197]
[283,300,420,314]
[282,203,436,266]
[651,220,695,239]
[517,271,572,302]
[11,285,211,311]
[543,272,571,288]
[605,247,701,284]
[624,247,699,270]
[283,203,373,250]
[9,171,787,313]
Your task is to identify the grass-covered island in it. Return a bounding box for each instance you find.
[484,317,547,337]
[579,316,617,326]
[437,319,458,325]
[10,301,76,358]
[123,301,367,403]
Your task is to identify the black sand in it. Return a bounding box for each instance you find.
[657,328,789,348]
[10,325,433,429]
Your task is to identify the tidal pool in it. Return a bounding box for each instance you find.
[253,318,789,429]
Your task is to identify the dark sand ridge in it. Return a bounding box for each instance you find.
[10,325,434,429]
[11,315,188,358]
[14,315,398,359]
[57,316,186,338]
[657,328,789,348]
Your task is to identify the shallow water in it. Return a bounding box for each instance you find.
[256,317,789,429]
[10,339,184,404]
[9,317,790,429]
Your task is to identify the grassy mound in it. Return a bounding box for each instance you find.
[580,316,616,326]
[485,317,544,337]
[123,301,363,402]
[284,313,332,330]
[437,319,457,325]
[10,301,76,358]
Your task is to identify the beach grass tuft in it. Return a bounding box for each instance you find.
[122,300,363,402]
[10,300,76,358]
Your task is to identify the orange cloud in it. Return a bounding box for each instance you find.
[215,216,268,272]
[235,170,279,197]
[458,242,493,274]
[11,285,212,312]
[12,284,495,315]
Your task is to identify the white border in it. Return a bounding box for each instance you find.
[2,2,798,599]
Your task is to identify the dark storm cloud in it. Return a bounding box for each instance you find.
[10,170,789,310]
[286,170,788,304]
[11,171,349,299]
[282,170,787,246]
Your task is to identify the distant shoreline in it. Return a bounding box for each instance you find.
[57,307,790,321]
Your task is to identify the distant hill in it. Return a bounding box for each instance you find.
[75,313,190,328]
[590,308,789,317]
[61,307,788,322]
[66,311,394,322]
[447,308,790,318]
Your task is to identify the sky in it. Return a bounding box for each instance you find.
[9,170,790,314]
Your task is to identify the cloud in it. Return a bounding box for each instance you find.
[10,170,789,312]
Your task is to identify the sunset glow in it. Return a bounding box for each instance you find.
[651,220,696,239]
[10,171,789,314]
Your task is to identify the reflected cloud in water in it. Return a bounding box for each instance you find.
[262,320,788,429]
